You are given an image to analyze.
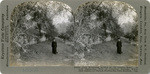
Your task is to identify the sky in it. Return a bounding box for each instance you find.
[101,1,138,34]
[103,1,137,26]
[147,0,150,3]
[46,1,73,34]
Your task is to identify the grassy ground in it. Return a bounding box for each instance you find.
[10,37,138,67]
[10,38,74,66]
[74,38,138,66]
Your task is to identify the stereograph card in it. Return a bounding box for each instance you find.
[0,0,150,74]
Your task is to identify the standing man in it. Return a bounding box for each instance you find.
[116,38,122,54]
[52,38,58,54]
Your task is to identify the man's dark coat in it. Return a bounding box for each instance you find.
[116,41,122,54]
[52,41,57,54]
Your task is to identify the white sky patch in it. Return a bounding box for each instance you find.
[52,10,71,25]
[102,1,137,27]
[102,1,138,34]
[147,0,150,3]
[25,14,32,20]
[117,9,137,34]
[52,11,72,33]
[0,0,3,3]
[111,1,137,26]
[118,14,134,26]
[45,1,73,34]
[90,14,97,20]
[118,9,137,27]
